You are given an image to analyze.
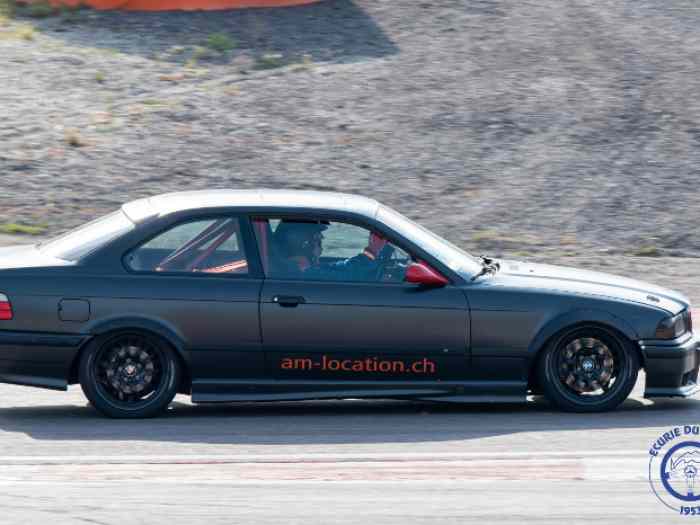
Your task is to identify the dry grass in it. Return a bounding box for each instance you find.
[17,23,33,39]
[0,22,36,41]
[254,53,285,70]
[291,54,315,72]
[223,84,241,96]
[141,98,168,106]
[630,245,662,257]
[64,128,87,148]
[471,230,522,244]
[0,0,15,20]
[158,72,185,82]
[0,223,47,235]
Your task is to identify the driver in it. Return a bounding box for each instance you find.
[270,220,390,281]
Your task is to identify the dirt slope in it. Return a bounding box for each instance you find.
[1,0,699,257]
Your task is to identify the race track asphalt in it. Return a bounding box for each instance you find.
[0,373,693,524]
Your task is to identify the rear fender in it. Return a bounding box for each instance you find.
[83,315,189,364]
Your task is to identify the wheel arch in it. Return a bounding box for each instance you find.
[68,316,191,393]
[526,309,644,391]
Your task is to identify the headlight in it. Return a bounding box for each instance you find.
[656,310,691,339]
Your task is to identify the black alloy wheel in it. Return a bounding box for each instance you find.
[79,331,181,418]
[538,325,639,412]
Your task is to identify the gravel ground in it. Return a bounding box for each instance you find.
[1,0,699,261]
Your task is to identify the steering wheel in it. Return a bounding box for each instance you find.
[373,244,395,281]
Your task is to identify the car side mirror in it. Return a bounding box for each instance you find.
[404,262,449,287]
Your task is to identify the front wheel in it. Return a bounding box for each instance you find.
[79,331,181,418]
[538,325,639,412]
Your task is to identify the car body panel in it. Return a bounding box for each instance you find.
[496,260,688,315]
[0,245,69,269]
[259,280,469,380]
[123,190,380,226]
[0,330,87,390]
[84,276,264,389]
[640,332,700,397]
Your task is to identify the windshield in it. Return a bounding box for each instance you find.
[376,205,481,277]
[39,210,135,262]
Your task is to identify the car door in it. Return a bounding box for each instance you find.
[252,216,470,386]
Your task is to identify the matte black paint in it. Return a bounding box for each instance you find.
[260,280,469,382]
[0,190,696,405]
[58,299,91,322]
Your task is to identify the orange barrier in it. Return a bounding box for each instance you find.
[47,0,320,11]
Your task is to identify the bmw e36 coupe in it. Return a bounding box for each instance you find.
[0,190,696,417]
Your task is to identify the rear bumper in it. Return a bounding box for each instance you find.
[0,331,89,390]
[641,332,700,398]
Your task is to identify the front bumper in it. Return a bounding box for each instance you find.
[641,332,700,398]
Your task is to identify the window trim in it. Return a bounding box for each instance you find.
[121,214,262,279]
[247,212,453,286]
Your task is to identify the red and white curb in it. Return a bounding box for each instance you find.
[0,451,652,483]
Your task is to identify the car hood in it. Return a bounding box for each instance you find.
[488,259,689,314]
[0,244,71,269]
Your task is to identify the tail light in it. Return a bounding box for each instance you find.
[0,294,13,321]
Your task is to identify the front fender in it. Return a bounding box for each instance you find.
[527,308,639,359]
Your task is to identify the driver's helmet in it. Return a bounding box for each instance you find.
[273,220,328,263]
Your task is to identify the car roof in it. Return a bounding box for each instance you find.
[121,189,380,223]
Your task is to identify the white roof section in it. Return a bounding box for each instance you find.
[122,189,380,223]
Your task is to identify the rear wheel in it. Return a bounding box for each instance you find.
[538,325,639,412]
[79,331,181,418]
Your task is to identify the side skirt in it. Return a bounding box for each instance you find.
[191,379,527,403]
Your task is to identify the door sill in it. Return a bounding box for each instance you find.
[191,379,526,403]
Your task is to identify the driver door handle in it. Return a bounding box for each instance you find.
[272,295,306,307]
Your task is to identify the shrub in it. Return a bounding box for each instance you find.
[27,1,55,18]
[205,33,236,53]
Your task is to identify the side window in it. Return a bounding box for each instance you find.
[252,217,412,283]
[322,222,373,258]
[126,217,249,275]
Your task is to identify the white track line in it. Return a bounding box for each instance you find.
[0,450,649,465]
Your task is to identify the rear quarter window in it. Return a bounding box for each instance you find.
[39,211,135,262]
[126,217,248,275]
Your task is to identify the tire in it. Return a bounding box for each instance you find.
[537,325,639,413]
[79,331,181,419]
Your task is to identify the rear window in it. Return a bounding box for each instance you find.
[39,211,135,262]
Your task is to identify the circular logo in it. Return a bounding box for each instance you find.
[661,442,700,502]
[649,427,700,515]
